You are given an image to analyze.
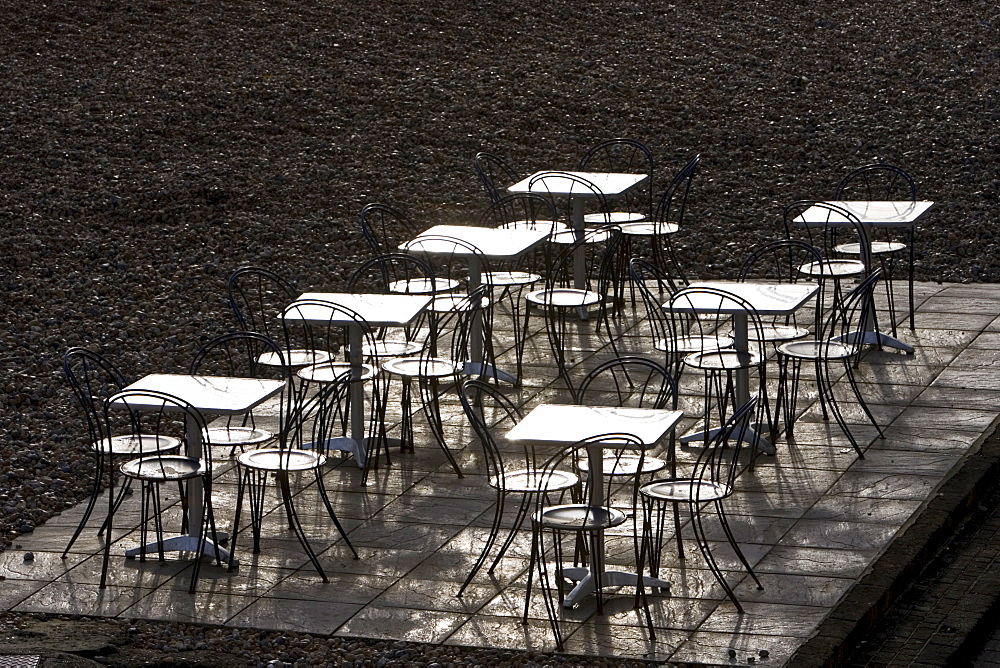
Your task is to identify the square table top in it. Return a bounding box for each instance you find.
[405,224,549,260]
[120,374,286,415]
[505,404,683,449]
[507,171,649,197]
[666,281,819,316]
[286,292,431,327]
[797,200,935,228]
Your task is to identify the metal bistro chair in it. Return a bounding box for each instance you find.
[639,397,763,614]
[61,348,181,558]
[578,138,655,227]
[835,163,919,334]
[775,270,886,458]
[188,331,290,456]
[529,432,653,650]
[474,151,522,206]
[228,366,359,582]
[100,389,220,593]
[737,239,824,345]
[456,379,579,596]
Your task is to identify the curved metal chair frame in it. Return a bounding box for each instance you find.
[639,397,762,614]
[835,163,918,334]
[228,367,359,582]
[526,170,614,245]
[474,151,521,205]
[523,226,625,401]
[737,239,825,344]
[782,200,872,319]
[457,379,579,596]
[528,432,654,650]
[100,389,220,594]
[61,348,181,558]
[188,331,290,456]
[775,270,887,458]
[578,138,655,226]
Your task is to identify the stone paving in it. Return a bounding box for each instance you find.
[2,280,999,666]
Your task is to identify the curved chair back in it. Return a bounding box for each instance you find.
[528,170,613,230]
[820,269,883,356]
[227,266,297,340]
[358,202,424,257]
[459,379,526,488]
[579,138,655,222]
[577,356,678,411]
[649,154,700,283]
[782,200,872,269]
[64,347,127,446]
[474,151,521,205]
[103,389,211,474]
[476,192,561,236]
[835,163,917,201]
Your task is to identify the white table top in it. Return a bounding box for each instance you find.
[403,225,548,260]
[505,404,683,449]
[287,292,431,327]
[120,374,286,415]
[508,171,649,197]
[797,201,934,228]
[666,281,819,316]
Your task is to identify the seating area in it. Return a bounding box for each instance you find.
[4,273,1000,664]
[2,147,994,665]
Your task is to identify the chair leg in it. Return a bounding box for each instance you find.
[488,494,532,574]
[818,359,865,459]
[716,500,762,590]
[459,490,507,596]
[278,470,328,582]
[418,376,463,477]
[316,471,359,559]
[843,357,885,440]
[690,500,743,613]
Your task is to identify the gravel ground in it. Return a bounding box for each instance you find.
[1,0,998,663]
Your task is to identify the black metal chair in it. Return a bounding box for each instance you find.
[775,270,886,457]
[639,397,762,614]
[738,239,824,344]
[835,163,918,334]
[61,348,181,558]
[474,151,521,205]
[457,379,579,597]
[523,226,625,400]
[188,331,290,456]
[529,432,653,650]
[100,389,220,593]
[228,367,359,582]
[578,138,655,227]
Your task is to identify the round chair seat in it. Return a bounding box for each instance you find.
[798,259,866,279]
[618,221,679,237]
[777,339,853,361]
[584,211,645,225]
[752,324,810,342]
[430,293,492,313]
[526,288,602,309]
[121,455,206,482]
[203,426,272,447]
[549,228,612,245]
[363,339,424,358]
[380,356,461,379]
[493,468,580,494]
[533,503,627,532]
[684,349,762,371]
[297,361,377,383]
[389,277,460,295]
[639,478,731,504]
[94,434,181,456]
[483,270,542,287]
[238,448,326,472]
[835,241,906,256]
[259,349,330,368]
[578,453,666,477]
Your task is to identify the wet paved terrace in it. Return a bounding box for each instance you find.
[2,280,999,666]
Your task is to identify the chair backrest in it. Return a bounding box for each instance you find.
[835,164,917,201]
[280,298,381,367]
[653,154,700,233]
[577,356,678,411]
[278,365,354,454]
[819,269,883,354]
[358,202,424,257]
[400,234,492,293]
[528,170,613,229]
[628,259,682,370]
[544,225,623,296]
[103,389,211,473]
[782,200,872,269]
[64,347,128,446]
[459,379,528,487]
[579,138,655,220]
[738,239,822,283]
[540,432,647,510]
[666,285,768,362]
[189,331,291,428]
[227,266,298,340]
[474,152,521,205]
[690,397,757,503]
[476,192,561,235]
[347,253,435,342]
[423,285,493,369]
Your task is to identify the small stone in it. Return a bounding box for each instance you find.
[23,552,33,562]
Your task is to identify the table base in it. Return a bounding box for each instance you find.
[464,361,519,386]
[856,330,914,354]
[680,424,775,455]
[560,566,671,607]
[125,534,235,566]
